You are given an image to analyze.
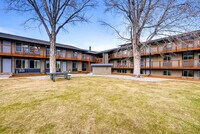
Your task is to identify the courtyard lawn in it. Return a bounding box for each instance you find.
[0,77,200,134]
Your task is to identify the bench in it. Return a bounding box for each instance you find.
[49,72,71,82]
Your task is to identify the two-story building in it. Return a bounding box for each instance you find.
[1,30,200,79]
[100,30,200,79]
[0,32,100,75]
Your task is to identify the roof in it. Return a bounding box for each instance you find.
[0,32,98,54]
[98,29,200,53]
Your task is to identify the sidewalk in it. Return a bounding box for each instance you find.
[26,73,169,82]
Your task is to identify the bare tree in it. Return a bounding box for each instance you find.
[5,0,95,74]
[103,0,199,77]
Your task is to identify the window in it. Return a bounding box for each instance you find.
[56,61,61,69]
[163,43,172,51]
[182,70,194,77]
[163,55,171,61]
[46,48,50,56]
[198,53,200,62]
[117,70,121,73]
[82,62,87,71]
[122,70,127,73]
[163,55,172,67]
[123,50,127,55]
[15,59,28,69]
[30,60,40,69]
[61,50,66,58]
[167,43,172,50]
[30,60,34,68]
[163,70,171,76]
[46,61,50,69]
[82,54,86,59]
[146,70,150,75]
[72,62,77,71]
[130,69,133,73]
[30,45,40,54]
[16,43,22,52]
[73,62,77,68]
[57,49,61,56]
[90,55,94,60]
[183,51,194,59]
[23,44,29,53]
[73,51,77,58]
[197,71,200,78]
[16,60,21,68]
[183,52,194,67]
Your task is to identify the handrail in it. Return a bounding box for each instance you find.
[0,44,99,62]
[112,59,200,69]
[109,44,200,59]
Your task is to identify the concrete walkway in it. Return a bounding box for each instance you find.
[26,74,169,82]
[72,74,168,82]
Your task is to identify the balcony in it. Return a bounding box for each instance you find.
[95,58,103,63]
[0,44,99,62]
[109,53,132,59]
[112,59,200,70]
[0,44,45,58]
[141,44,200,55]
[112,63,133,69]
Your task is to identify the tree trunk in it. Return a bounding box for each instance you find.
[49,33,56,73]
[132,36,141,77]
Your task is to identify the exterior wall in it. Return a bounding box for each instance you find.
[103,53,109,63]
[92,66,112,75]
[67,61,72,72]
[77,62,82,71]
[40,59,45,73]
[11,57,15,73]
[127,70,131,74]
[194,71,200,78]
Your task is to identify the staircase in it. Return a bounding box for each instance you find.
[0,73,13,79]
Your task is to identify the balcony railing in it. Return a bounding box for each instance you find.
[0,44,99,62]
[0,44,45,57]
[141,44,200,55]
[112,59,200,69]
[109,53,132,59]
[109,44,200,59]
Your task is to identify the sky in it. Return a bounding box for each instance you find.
[0,1,126,51]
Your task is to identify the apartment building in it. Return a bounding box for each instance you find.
[101,30,200,79]
[1,30,200,79]
[0,32,100,75]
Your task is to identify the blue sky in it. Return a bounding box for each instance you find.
[0,1,126,51]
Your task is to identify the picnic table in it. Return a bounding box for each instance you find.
[49,72,71,82]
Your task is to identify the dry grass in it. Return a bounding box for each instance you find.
[0,77,200,134]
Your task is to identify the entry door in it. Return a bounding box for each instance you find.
[2,41,11,53]
[2,58,12,73]
[62,62,67,72]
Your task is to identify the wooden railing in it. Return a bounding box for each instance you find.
[109,44,200,59]
[141,44,200,55]
[112,59,200,69]
[109,53,132,59]
[95,58,103,63]
[0,44,99,62]
[0,44,45,58]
